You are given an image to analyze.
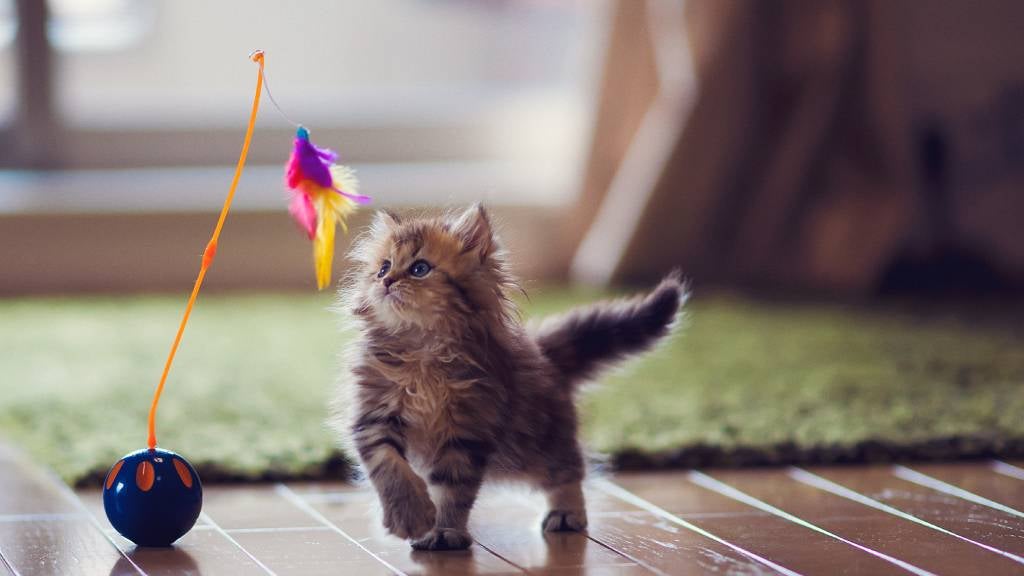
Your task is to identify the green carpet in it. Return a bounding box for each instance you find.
[1,290,1022,486]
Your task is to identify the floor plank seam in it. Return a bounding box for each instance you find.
[200,512,280,576]
[0,546,21,576]
[47,462,148,576]
[225,526,333,534]
[789,468,1024,567]
[894,465,1024,519]
[274,482,408,576]
[301,492,373,503]
[691,470,936,576]
[992,460,1024,481]
[591,478,804,576]
[584,531,669,576]
[0,512,87,523]
[469,540,530,574]
[101,525,216,537]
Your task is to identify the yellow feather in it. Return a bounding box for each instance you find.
[314,192,337,290]
[310,165,362,290]
[330,165,360,198]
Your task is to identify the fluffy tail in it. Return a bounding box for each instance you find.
[534,272,687,388]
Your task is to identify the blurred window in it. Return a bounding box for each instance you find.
[2,0,609,206]
[47,0,153,53]
[57,1,601,129]
[0,0,14,124]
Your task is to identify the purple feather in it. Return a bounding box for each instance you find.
[293,137,337,188]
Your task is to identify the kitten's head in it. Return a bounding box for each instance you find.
[344,204,516,332]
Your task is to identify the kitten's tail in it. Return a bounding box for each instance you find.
[534,272,687,389]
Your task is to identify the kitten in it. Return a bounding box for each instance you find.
[333,205,685,551]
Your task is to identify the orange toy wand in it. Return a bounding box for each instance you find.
[101,51,268,549]
[103,51,367,548]
[146,50,266,450]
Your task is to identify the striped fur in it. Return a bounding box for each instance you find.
[533,271,687,388]
[332,205,685,550]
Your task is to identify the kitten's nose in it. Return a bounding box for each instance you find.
[382,276,394,289]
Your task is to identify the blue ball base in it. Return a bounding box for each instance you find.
[103,448,202,547]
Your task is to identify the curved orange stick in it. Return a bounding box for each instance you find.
[147,51,266,450]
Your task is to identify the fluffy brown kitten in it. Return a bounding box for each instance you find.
[333,205,684,551]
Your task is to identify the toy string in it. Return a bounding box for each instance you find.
[261,66,301,128]
[146,50,266,450]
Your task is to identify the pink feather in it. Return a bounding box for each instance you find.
[288,191,317,239]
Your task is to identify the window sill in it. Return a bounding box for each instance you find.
[0,161,571,215]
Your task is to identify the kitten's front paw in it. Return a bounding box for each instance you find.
[411,527,473,551]
[382,488,436,539]
[542,509,588,532]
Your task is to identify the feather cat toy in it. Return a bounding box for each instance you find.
[102,51,367,547]
[286,126,370,289]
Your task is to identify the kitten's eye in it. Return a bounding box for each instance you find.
[377,260,391,278]
[408,259,432,278]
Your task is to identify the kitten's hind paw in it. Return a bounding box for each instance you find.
[410,527,473,551]
[542,509,588,532]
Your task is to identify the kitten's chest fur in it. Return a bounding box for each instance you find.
[364,336,485,452]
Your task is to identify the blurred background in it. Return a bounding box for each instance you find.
[1,0,1023,484]
[2,0,1023,295]
[0,0,607,291]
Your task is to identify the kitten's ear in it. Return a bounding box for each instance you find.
[372,209,402,231]
[452,203,494,261]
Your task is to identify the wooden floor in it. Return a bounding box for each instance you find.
[1,445,1022,575]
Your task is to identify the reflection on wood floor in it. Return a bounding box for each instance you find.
[0,444,1022,575]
